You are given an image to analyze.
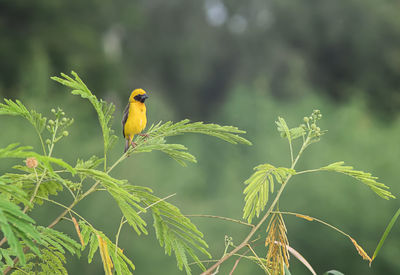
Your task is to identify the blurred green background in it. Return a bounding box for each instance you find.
[1,0,400,274]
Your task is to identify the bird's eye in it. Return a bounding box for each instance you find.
[134,95,141,101]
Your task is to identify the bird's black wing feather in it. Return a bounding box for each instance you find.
[121,103,130,138]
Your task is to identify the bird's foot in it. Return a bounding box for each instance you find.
[139,133,149,142]
[131,141,137,148]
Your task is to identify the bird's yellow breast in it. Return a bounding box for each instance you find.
[124,101,147,140]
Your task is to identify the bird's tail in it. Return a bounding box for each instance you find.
[124,138,129,153]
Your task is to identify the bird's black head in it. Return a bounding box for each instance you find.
[134,93,149,103]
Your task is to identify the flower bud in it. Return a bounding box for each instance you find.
[46,139,51,144]
[63,131,69,136]
[303,117,309,123]
[25,157,38,169]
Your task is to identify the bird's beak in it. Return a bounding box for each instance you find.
[140,94,149,103]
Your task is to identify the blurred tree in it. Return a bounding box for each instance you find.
[0,0,399,118]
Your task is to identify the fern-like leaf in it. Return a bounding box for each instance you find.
[76,168,147,235]
[133,136,197,166]
[38,227,81,257]
[128,185,211,274]
[0,199,42,265]
[146,119,251,145]
[321,161,395,199]
[51,72,117,156]
[243,164,295,223]
[10,247,68,275]
[0,143,75,175]
[276,117,306,141]
[131,120,251,166]
[0,99,47,134]
[79,222,135,275]
[0,177,30,206]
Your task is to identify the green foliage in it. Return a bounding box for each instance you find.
[38,227,81,257]
[127,185,211,274]
[79,222,135,275]
[0,71,250,274]
[0,199,42,265]
[0,99,47,135]
[132,119,251,166]
[51,72,117,160]
[276,116,305,141]
[320,161,395,199]
[243,164,295,223]
[0,143,75,174]
[11,247,68,275]
[371,208,400,261]
[0,178,30,206]
[77,168,147,235]
[199,109,396,274]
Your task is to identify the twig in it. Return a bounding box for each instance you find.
[186,214,254,228]
[247,244,269,273]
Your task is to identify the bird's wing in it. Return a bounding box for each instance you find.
[121,102,130,138]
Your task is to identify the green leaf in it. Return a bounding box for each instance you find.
[38,227,81,257]
[0,199,42,265]
[52,72,117,156]
[371,208,400,262]
[0,143,76,175]
[0,99,47,134]
[4,171,63,206]
[276,117,291,141]
[146,119,251,145]
[87,233,99,264]
[276,117,306,141]
[0,178,30,206]
[75,156,104,170]
[243,164,295,223]
[129,119,251,166]
[133,137,197,166]
[76,168,147,235]
[11,247,68,275]
[321,161,395,200]
[128,185,210,275]
[78,222,135,275]
[0,249,14,267]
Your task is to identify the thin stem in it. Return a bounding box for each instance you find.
[186,214,254,228]
[288,139,294,165]
[247,244,269,274]
[115,216,126,257]
[295,168,322,175]
[273,211,351,238]
[22,168,45,214]
[37,196,91,226]
[35,129,47,155]
[139,193,177,214]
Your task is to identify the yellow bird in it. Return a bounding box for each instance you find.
[122,89,149,153]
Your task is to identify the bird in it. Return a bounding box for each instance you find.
[122,89,149,153]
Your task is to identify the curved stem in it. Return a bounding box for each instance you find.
[186,214,254,228]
